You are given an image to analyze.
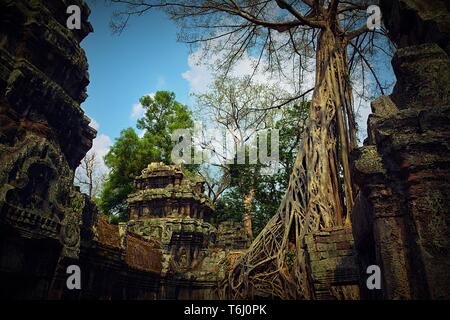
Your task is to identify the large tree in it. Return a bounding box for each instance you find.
[109,0,392,298]
[194,75,281,240]
[214,101,310,237]
[195,75,309,240]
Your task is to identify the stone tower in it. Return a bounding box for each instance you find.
[128,162,214,222]
[127,162,249,299]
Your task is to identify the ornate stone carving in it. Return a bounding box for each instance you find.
[124,162,249,298]
[0,0,95,298]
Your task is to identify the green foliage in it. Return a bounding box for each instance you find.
[99,128,145,220]
[214,188,245,224]
[275,101,310,187]
[98,91,194,220]
[215,101,310,236]
[137,91,194,163]
[109,214,120,225]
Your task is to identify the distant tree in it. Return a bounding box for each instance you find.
[194,76,281,239]
[194,75,309,237]
[137,91,194,162]
[75,152,105,200]
[252,101,309,235]
[214,101,309,236]
[99,128,144,219]
[99,91,194,220]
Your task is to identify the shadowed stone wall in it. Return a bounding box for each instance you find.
[352,0,450,299]
[0,0,95,298]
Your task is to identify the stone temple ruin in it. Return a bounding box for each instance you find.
[68,162,250,300]
[351,0,450,299]
[0,0,96,299]
[0,0,449,300]
[297,0,450,300]
[0,0,248,299]
[126,162,249,299]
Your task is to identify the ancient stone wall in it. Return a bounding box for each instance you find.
[304,227,360,300]
[216,221,250,249]
[0,0,95,299]
[73,215,162,300]
[126,163,249,300]
[352,0,450,299]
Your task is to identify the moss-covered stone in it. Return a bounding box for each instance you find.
[354,146,386,175]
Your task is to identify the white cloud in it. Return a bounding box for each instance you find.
[182,47,314,97]
[89,118,100,131]
[91,134,112,160]
[182,52,213,94]
[358,107,371,143]
[182,44,373,146]
[130,92,155,119]
[131,103,145,120]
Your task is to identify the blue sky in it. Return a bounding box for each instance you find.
[78,2,395,173]
[80,1,194,165]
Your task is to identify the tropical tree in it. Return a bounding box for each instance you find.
[214,101,309,237]
[109,0,393,298]
[194,75,281,239]
[99,91,194,220]
[137,91,194,162]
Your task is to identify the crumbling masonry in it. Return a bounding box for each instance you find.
[0,0,448,300]
[352,0,450,299]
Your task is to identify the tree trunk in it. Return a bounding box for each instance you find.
[224,26,358,300]
[243,188,254,241]
[305,27,356,228]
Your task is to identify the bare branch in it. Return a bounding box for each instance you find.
[348,40,385,95]
[345,24,369,41]
[249,88,314,111]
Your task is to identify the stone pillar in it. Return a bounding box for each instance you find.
[352,0,450,299]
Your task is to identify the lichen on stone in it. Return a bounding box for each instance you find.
[354,146,386,175]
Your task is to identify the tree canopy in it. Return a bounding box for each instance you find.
[214,101,309,236]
